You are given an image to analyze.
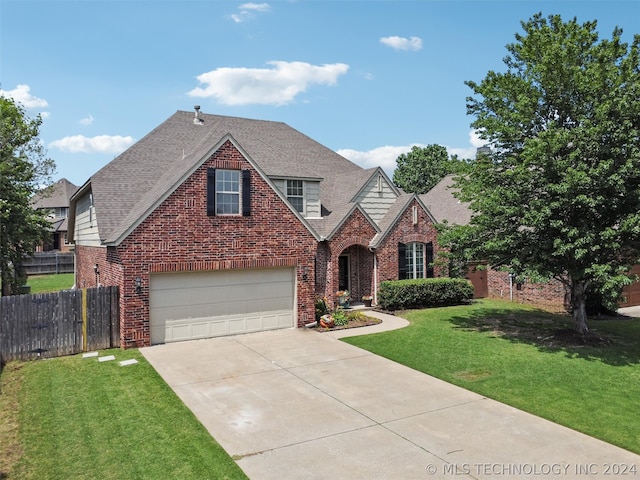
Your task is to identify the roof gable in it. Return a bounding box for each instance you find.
[32,178,79,209]
[73,111,371,245]
[370,194,437,248]
[419,175,472,225]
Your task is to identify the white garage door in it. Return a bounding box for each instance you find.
[150,268,295,344]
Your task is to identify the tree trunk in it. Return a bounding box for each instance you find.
[571,279,589,335]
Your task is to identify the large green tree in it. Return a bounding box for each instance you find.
[393,144,467,194]
[450,14,640,334]
[0,96,55,295]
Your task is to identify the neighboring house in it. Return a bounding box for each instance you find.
[69,109,441,347]
[31,178,79,253]
[422,172,640,309]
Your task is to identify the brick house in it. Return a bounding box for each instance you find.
[69,109,440,347]
[421,174,640,310]
[31,178,79,253]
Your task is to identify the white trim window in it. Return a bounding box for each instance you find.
[405,242,425,279]
[287,179,304,213]
[216,169,240,215]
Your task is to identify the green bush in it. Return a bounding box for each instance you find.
[332,307,349,326]
[377,278,474,311]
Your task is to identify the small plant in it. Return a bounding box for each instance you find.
[332,307,349,326]
[315,296,329,321]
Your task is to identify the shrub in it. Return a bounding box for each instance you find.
[377,278,474,311]
[332,307,349,326]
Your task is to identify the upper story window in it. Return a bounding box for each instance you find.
[207,168,251,217]
[287,180,304,213]
[216,169,240,215]
[50,207,69,218]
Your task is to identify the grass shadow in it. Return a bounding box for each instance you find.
[447,304,640,366]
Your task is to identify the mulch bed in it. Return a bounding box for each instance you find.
[314,313,382,332]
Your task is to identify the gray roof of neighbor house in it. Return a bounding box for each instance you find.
[71,110,383,245]
[419,175,472,226]
[32,178,79,210]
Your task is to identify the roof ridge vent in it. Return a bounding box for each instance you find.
[193,105,204,125]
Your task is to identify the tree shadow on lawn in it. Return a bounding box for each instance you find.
[447,306,640,367]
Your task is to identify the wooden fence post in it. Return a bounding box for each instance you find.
[82,288,88,352]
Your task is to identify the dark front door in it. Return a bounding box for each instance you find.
[338,255,349,292]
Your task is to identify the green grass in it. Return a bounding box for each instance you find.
[0,349,248,480]
[26,273,75,293]
[343,299,640,454]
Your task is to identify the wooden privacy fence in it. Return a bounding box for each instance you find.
[22,252,75,275]
[0,286,119,363]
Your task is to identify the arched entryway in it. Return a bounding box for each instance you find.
[335,244,374,306]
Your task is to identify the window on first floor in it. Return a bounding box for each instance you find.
[398,242,434,279]
[287,179,304,213]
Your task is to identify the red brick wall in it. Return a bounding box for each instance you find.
[375,199,440,287]
[107,140,317,347]
[75,245,123,289]
[487,268,569,309]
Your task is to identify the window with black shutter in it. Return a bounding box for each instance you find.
[398,242,407,279]
[207,168,250,216]
[207,168,216,216]
[242,170,251,216]
[426,242,434,278]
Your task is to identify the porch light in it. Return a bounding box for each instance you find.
[135,277,142,294]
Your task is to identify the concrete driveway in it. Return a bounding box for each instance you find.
[141,312,639,479]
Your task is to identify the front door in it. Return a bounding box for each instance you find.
[338,255,350,292]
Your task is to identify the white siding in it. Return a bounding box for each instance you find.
[273,179,286,196]
[73,192,102,246]
[271,178,321,219]
[305,181,321,218]
[354,174,398,222]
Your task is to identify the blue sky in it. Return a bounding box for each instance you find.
[2,0,638,187]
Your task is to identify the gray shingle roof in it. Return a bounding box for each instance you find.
[419,175,472,225]
[32,178,78,209]
[81,111,367,244]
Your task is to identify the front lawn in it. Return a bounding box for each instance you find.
[343,299,640,454]
[0,349,248,480]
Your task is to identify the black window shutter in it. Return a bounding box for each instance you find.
[426,242,434,278]
[207,168,216,216]
[242,170,251,216]
[398,243,407,280]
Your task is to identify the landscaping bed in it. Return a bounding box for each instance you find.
[314,310,382,332]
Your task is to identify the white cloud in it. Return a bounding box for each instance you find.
[338,144,425,174]
[446,130,488,159]
[79,114,94,126]
[188,61,350,106]
[380,36,423,51]
[0,84,49,108]
[49,135,134,153]
[468,129,485,148]
[339,131,488,175]
[231,2,270,23]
